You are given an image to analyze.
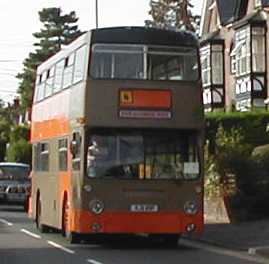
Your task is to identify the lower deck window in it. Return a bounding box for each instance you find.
[86,133,200,180]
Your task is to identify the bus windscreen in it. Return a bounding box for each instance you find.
[86,133,200,180]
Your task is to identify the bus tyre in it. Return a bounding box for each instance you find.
[62,199,80,244]
[163,234,180,247]
[36,197,49,233]
[149,234,180,247]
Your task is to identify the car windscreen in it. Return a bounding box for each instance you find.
[0,166,30,181]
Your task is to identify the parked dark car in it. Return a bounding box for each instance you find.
[0,163,30,211]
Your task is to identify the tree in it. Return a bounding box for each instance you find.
[0,100,14,161]
[6,125,32,164]
[145,0,200,33]
[17,7,83,112]
[33,8,83,57]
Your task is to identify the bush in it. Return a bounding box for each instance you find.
[206,112,269,154]
[205,120,269,220]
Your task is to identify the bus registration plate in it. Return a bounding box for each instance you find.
[130,204,158,212]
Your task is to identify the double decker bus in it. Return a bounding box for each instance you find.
[29,27,204,244]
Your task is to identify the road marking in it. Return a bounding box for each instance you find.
[181,238,267,264]
[0,218,13,226]
[21,229,41,239]
[47,240,75,254]
[86,259,103,264]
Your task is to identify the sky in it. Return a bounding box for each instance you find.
[0,0,202,103]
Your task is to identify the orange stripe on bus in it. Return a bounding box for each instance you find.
[31,118,70,141]
[70,210,203,234]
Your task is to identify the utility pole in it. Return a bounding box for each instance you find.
[95,0,99,28]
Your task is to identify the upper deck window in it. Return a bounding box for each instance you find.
[90,44,199,81]
[63,53,75,89]
[44,66,55,98]
[74,45,87,83]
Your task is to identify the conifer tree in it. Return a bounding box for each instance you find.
[145,0,200,33]
[17,7,83,111]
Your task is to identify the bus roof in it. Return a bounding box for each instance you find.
[37,27,198,74]
[91,27,199,47]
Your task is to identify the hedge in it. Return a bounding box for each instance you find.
[206,111,269,153]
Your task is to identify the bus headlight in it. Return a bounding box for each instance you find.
[184,201,198,215]
[89,199,104,214]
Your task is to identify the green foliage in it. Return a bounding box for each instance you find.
[145,0,200,33]
[6,139,32,164]
[204,127,248,198]
[205,112,269,220]
[206,111,269,153]
[0,117,11,162]
[6,125,31,164]
[17,7,83,112]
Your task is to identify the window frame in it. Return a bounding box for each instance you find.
[34,142,50,172]
[235,27,251,77]
[58,138,68,171]
[200,45,211,87]
[90,43,200,82]
[251,26,266,73]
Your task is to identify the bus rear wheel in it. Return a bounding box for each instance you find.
[62,198,80,244]
[36,196,49,233]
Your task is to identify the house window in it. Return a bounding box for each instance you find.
[231,55,236,74]
[235,27,251,77]
[252,27,265,73]
[200,46,211,87]
[211,45,223,85]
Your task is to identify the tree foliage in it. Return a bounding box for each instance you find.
[6,125,32,164]
[145,0,200,33]
[17,7,83,112]
[0,100,13,161]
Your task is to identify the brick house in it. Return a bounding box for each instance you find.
[200,0,269,112]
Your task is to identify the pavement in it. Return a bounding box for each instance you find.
[192,219,269,259]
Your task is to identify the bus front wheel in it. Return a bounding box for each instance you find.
[62,198,80,244]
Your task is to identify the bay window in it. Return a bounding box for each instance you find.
[211,45,223,84]
[235,27,251,77]
[200,46,211,86]
[252,27,265,72]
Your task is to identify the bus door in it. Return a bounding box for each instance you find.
[70,130,84,209]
